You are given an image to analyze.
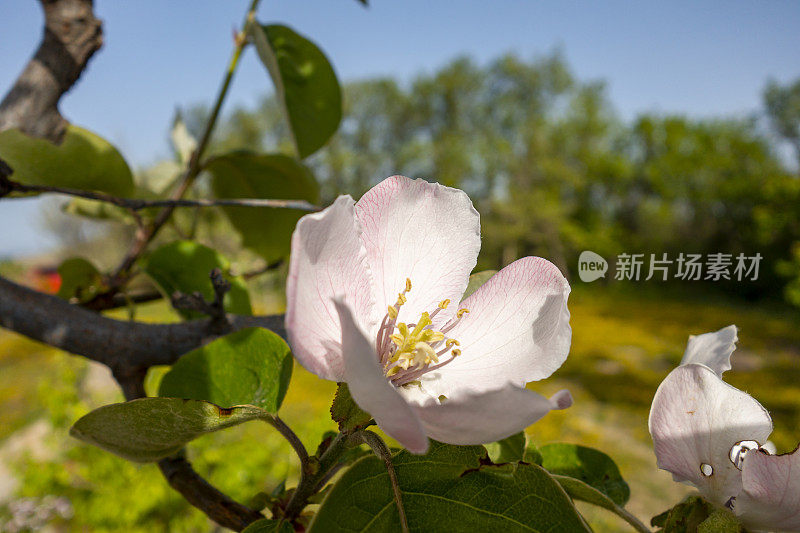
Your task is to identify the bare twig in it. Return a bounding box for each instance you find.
[0,0,103,143]
[0,176,319,212]
[358,430,409,533]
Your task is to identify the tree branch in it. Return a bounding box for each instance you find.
[158,454,265,532]
[0,274,285,372]
[0,0,103,143]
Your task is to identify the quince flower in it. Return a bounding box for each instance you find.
[286,176,572,454]
[649,325,800,531]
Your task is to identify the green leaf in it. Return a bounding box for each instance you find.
[56,257,105,303]
[539,443,630,506]
[462,270,496,300]
[69,398,266,462]
[158,328,292,413]
[142,240,252,320]
[485,431,527,463]
[552,475,649,533]
[309,441,590,532]
[248,23,342,158]
[652,496,742,533]
[330,383,372,432]
[0,126,134,196]
[524,442,543,465]
[205,152,319,262]
[242,518,294,533]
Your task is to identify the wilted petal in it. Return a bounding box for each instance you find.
[680,325,738,377]
[355,176,480,326]
[424,257,571,397]
[736,447,800,531]
[334,300,429,454]
[648,364,773,507]
[411,385,572,446]
[286,196,377,381]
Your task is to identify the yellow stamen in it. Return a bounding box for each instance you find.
[387,305,398,319]
[446,339,460,347]
[405,278,412,292]
[438,299,450,309]
[397,293,407,305]
[389,334,404,346]
[451,349,461,357]
[457,308,470,318]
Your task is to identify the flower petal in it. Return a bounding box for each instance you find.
[680,325,738,377]
[286,196,376,381]
[736,447,800,531]
[354,176,481,325]
[334,299,429,454]
[648,364,773,507]
[410,385,572,446]
[422,257,571,397]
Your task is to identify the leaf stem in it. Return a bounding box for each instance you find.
[283,431,350,521]
[265,415,309,464]
[357,430,409,533]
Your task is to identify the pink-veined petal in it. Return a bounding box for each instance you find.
[648,364,773,507]
[737,447,800,531]
[680,325,738,378]
[354,176,480,326]
[411,385,572,446]
[286,196,376,381]
[421,257,571,397]
[334,299,429,454]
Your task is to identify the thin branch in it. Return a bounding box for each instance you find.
[109,0,263,286]
[158,452,264,531]
[242,259,285,280]
[283,432,351,521]
[0,177,319,212]
[265,415,309,465]
[358,430,409,533]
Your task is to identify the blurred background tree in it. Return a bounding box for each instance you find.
[177,53,800,303]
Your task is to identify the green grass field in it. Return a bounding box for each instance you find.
[1,284,799,531]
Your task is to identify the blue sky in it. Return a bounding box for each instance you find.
[1,0,799,256]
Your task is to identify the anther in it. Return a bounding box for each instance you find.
[405,278,412,292]
[457,308,470,318]
[438,299,450,309]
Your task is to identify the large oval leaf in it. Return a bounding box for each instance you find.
[159,328,292,413]
[205,152,319,262]
[0,125,134,196]
[143,240,252,320]
[309,441,590,532]
[249,23,342,158]
[539,443,630,506]
[69,398,267,462]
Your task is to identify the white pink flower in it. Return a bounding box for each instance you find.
[286,176,573,454]
[649,325,800,531]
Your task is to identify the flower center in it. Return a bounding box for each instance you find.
[374,278,469,387]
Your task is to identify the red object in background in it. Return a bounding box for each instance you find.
[31,266,61,294]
